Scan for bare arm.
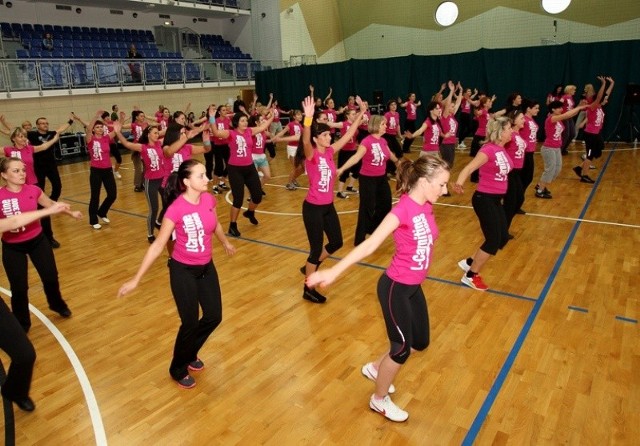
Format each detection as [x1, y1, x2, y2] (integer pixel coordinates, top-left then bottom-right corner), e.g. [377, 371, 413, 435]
[550, 104, 587, 123]
[306, 212, 400, 288]
[301, 96, 316, 160]
[452, 152, 489, 193]
[37, 193, 82, 220]
[336, 144, 367, 176]
[0, 202, 71, 232]
[333, 97, 367, 152]
[118, 218, 176, 297]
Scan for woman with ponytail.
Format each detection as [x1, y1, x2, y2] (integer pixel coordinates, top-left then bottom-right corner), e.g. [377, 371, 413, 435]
[307, 153, 450, 422]
[118, 160, 236, 389]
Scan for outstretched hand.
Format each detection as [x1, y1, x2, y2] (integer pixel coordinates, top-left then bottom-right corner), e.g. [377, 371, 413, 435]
[302, 96, 315, 117]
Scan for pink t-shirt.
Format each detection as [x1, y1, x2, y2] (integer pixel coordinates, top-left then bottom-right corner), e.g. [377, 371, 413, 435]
[324, 109, 337, 134]
[440, 115, 458, 145]
[386, 194, 439, 285]
[504, 133, 526, 169]
[165, 193, 217, 265]
[475, 109, 489, 137]
[131, 121, 146, 143]
[561, 94, 575, 113]
[543, 115, 564, 149]
[477, 142, 512, 194]
[286, 121, 302, 148]
[384, 111, 400, 135]
[213, 117, 230, 146]
[3, 146, 38, 185]
[421, 119, 441, 152]
[272, 108, 281, 122]
[87, 135, 113, 169]
[460, 98, 471, 114]
[585, 102, 605, 135]
[359, 135, 391, 177]
[342, 121, 358, 151]
[0, 184, 43, 243]
[304, 147, 336, 206]
[405, 101, 417, 120]
[228, 129, 254, 167]
[166, 144, 193, 177]
[157, 117, 169, 132]
[141, 142, 165, 180]
[520, 116, 539, 153]
[358, 111, 371, 131]
[252, 131, 266, 155]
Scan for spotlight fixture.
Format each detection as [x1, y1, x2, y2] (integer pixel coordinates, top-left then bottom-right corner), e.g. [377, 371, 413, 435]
[133, 12, 138, 18]
[230, 18, 235, 24]
[75, 7, 81, 14]
[261, 12, 266, 18]
[541, 0, 571, 14]
[434, 2, 458, 27]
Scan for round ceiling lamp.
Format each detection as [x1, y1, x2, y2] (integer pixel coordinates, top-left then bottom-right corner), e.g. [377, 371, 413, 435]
[435, 2, 459, 27]
[541, 0, 572, 14]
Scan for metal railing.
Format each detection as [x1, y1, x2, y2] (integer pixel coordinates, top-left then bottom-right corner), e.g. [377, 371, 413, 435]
[0, 58, 286, 94]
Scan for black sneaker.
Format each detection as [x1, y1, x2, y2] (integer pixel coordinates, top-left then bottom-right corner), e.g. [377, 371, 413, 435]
[219, 183, 230, 190]
[516, 209, 526, 215]
[243, 210, 258, 225]
[134, 186, 144, 192]
[336, 192, 348, 199]
[346, 186, 358, 194]
[228, 225, 241, 237]
[212, 186, 221, 194]
[49, 238, 61, 249]
[535, 189, 552, 199]
[303, 286, 327, 304]
[50, 306, 72, 318]
[147, 235, 156, 244]
[572, 166, 582, 178]
[580, 175, 595, 184]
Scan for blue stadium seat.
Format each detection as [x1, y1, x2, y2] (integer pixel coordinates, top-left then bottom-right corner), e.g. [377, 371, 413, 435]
[16, 49, 29, 59]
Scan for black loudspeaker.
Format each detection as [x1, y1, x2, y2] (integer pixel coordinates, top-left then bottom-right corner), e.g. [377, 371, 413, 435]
[373, 90, 383, 104]
[625, 84, 640, 105]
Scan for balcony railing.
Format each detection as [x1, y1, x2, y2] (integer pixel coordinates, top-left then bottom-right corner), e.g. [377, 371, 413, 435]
[0, 58, 284, 95]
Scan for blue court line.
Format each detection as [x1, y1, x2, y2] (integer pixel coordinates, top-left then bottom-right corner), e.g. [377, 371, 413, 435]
[568, 305, 589, 313]
[615, 315, 638, 324]
[462, 148, 616, 445]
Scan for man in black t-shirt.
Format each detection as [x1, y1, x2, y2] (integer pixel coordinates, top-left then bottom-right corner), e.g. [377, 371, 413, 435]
[28, 117, 69, 248]
[127, 44, 143, 82]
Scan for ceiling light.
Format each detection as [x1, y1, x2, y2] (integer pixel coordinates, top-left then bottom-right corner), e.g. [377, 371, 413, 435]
[541, 0, 571, 14]
[435, 2, 459, 27]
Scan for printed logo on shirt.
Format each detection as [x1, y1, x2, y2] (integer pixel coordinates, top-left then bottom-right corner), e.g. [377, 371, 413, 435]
[171, 153, 184, 172]
[146, 147, 161, 171]
[370, 142, 387, 166]
[1, 198, 24, 232]
[595, 108, 604, 127]
[494, 151, 511, 182]
[388, 116, 397, 129]
[430, 124, 440, 145]
[91, 140, 103, 160]
[255, 133, 264, 150]
[235, 134, 247, 157]
[410, 213, 433, 271]
[515, 135, 526, 159]
[552, 122, 563, 142]
[527, 120, 538, 142]
[316, 156, 333, 193]
[182, 212, 205, 253]
[9, 150, 21, 159]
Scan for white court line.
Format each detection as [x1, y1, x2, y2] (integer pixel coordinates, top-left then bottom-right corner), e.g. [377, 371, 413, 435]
[435, 202, 640, 229]
[0, 286, 107, 446]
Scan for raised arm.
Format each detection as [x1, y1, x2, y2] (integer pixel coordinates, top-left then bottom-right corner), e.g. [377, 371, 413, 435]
[550, 103, 587, 123]
[301, 96, 316, 160]
[602, 77, 615, 106]
[250, 109, 274, 136]
[333, 97, 367, 152]
[112, 121, 142, 151]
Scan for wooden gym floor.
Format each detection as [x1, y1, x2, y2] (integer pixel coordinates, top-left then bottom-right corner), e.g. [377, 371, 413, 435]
[0, 140, 638, 445]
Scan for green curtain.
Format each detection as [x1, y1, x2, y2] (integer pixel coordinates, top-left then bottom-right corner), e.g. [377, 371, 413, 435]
[257, 40, 640, 141]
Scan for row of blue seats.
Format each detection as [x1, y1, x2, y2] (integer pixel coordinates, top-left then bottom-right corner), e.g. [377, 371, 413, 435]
[1, 22, 153, 40]
[212, 51, 251, 60]
[22, 33, 153, 44]
[26, 40, 158, 51]
[16, 48, 180, 60]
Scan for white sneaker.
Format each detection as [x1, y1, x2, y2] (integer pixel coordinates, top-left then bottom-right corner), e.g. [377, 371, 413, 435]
[369, 394, 408, 422]
[458, 142, 467, 149]
[99, 216, 111, 224]
[92, 223, 102, 230]
[458, 258, 471, 273]
[361, 363, 395, 394]
[113, 170, 122, 179]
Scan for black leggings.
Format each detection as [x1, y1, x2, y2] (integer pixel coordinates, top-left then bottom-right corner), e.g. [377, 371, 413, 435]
[302, 200, 343, 265]
[89, 166, 117, 225]
[469, 135, 484, 183]
[383, 133, 403, 175]
[439, 143, 456, 168]
[519, 152, 535, 195]
[337, 150, 360, 183]
[0, 299, 36, 399]
[471, 191, 509, 255]
[503, 169, 524, 230]
[377, 273, 429, 365]
[2, 233, 68, 331]
[228, 164, 262, 209]
[355, 174, 391, 245]
[35, 164, 61, 240]
[144, 177, 163, 236]
[402, 119, 416, 152]
[213, 144, 230, 178]
[110, 143, 122, 164]
[457, 112, 472, 144]
[168, 259, 222, 380]
[561, 118, 576, 152]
